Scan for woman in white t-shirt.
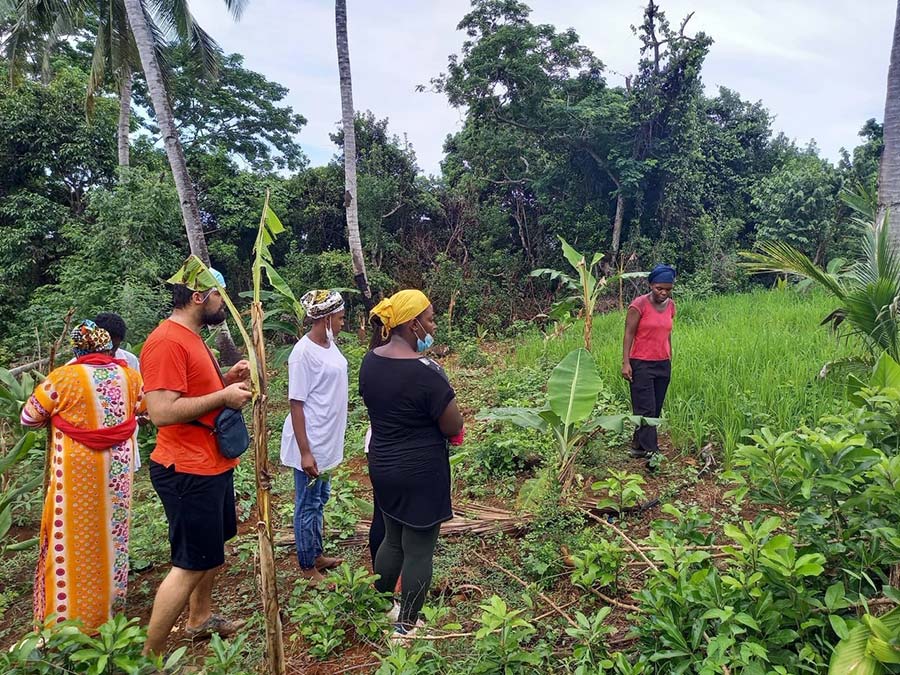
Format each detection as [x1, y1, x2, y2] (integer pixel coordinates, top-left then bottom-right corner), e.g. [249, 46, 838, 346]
[281, 290, 348, 582]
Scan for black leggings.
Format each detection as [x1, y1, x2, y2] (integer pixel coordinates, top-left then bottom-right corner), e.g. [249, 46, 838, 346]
[373, 514, 441, 628]
[629, 358, 671, 452]
[369, 494, 385, 566]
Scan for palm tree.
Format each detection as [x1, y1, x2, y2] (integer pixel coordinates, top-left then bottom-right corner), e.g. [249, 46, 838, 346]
[742, 188, 900, 363]
[4, 0, 221, 170]
[335, 0, 372, 309]
[879, 0, 900, 248]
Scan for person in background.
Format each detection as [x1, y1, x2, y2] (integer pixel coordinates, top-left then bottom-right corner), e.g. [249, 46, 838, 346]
[140, 267, 252, 655]
[360, 289, 464, 640]
[21, 320, 144, 633]
[621, 264, 676, 459]
[93, 312, 140, 372]
[280, 290, 348, 583]
[93, 312, 144, 470]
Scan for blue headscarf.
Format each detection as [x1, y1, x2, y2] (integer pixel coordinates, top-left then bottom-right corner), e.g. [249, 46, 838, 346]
[648, 264, 676, 285]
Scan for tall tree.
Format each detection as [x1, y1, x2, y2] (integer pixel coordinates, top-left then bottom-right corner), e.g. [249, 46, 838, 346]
[879, 0, 900, 245]
[3, 0, 220, 170]
[335, 0, 372, 307]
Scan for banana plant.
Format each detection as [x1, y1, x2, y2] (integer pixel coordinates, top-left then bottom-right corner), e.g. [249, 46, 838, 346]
[531, 237, 607, 351]
[1, 431, 40, 556]
[479, 348, 654, 498]
[829, 605, 900, 674]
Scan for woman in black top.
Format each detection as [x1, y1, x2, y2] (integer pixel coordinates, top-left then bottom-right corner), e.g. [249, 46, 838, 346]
[360, 289, 464, 638]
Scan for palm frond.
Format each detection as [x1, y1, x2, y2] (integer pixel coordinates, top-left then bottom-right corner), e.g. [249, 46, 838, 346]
[187, 20, 220, 80]
[739, 241, 847, 300]
[221, 0, 246, 20]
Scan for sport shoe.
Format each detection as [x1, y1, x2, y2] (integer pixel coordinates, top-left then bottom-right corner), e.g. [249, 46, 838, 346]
[385, 601, 400, 623]
[388, 619, 424, 643]
[185, 614, 246, 640]
[629, 447, 655, 459]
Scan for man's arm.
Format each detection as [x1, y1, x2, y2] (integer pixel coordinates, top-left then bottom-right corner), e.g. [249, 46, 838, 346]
[145, 382, 251, 427]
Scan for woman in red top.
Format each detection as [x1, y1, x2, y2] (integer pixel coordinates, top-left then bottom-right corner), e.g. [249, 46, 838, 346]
[621, 264, 676, 459]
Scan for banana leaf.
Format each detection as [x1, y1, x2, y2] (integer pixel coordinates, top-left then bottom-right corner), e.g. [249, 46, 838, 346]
[829, 606, 900, 674]
[548, 348, 602, 428]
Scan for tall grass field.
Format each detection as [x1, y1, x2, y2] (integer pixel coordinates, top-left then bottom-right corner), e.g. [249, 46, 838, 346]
[512, 289, 855, 456]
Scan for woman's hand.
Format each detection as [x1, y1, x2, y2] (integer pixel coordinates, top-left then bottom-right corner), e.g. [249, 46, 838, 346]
[301, 450, 320, 478]
[621, 362, 633, 382]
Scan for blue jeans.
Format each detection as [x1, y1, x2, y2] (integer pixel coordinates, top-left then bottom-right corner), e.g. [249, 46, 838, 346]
[293, 470, 331, 569]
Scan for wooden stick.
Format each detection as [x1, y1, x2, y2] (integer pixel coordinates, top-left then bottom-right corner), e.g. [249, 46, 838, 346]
[589, 587, 642, 613]
[580, 508, 659, 573]
[42, 308, 75, 494]
[473, 550, 579, 628]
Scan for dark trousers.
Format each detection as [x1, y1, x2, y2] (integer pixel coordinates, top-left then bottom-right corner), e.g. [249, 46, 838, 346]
[629, 358, 671, 453]
[373, 515, 441, 628]
[369, 493, 385, 566]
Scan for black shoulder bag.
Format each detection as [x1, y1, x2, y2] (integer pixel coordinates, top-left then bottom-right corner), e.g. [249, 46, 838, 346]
[192, 347, 251, 459]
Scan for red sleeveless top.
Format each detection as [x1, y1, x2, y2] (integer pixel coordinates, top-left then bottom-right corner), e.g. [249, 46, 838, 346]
[629, 294, 675, 361]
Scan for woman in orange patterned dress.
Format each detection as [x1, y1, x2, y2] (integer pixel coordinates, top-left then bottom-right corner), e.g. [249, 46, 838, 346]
[21, 319, 145, 633]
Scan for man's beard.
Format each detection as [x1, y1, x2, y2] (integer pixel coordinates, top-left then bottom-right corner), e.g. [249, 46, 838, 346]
[202, 306, 227, 326]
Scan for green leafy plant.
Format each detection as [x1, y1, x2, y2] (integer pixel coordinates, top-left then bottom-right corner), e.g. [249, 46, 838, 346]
[563, 607, 616, 674]
[0, 615, 186, 674]
[479, 348, 652, 496]
[288, 564, 391, 658]
[531, 236, 607, 351]
[829, 605, 900, 674]
[570, 541, 627, 593]
[471, 595, 547, 674]
[376, 642, 446, 675]
[592, 469, 646, 514]
[741, 203, 900, 363]
[1, 431, 40, 555]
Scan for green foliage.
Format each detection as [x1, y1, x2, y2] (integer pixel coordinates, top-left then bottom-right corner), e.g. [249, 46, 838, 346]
[480, 348, 650, 493]
[135, 47, 307, 172]
[569, 541, 626, 593]
[470, 595, 547, 674]
[563, 608, 617, 674]
[751, 149, 849, 262]
[376, 642, 446, 675]
[513, 289, 852, 455]
[0, 615, 186, 674]
[592, 469, 646, 513]
[532, 237, 607, 351]
[288, 564, 391, 659]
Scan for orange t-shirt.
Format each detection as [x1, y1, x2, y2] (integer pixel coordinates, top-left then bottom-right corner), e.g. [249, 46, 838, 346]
[140, 319, 238, 475]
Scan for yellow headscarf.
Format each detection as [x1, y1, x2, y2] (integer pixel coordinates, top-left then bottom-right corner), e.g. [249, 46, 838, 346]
[370, 289, 431, 340]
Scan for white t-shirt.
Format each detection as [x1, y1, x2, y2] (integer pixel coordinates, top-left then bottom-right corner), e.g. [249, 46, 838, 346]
[280, 335, 348, 473]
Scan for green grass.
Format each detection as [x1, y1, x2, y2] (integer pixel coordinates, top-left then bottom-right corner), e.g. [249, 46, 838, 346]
[512, 288, 856, 456]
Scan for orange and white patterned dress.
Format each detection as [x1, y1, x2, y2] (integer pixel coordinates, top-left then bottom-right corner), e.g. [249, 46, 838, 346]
[21, 362, 144, 632]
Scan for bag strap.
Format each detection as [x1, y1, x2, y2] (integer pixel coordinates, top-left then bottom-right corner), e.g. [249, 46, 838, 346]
[190, 341, 227, 432]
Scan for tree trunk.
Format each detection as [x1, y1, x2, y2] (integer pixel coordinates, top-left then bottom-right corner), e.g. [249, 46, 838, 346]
[611, 192, 625, 259]
[117, 67, 132, 169]
[335, 0, 373, 310]
[122, 0, 208, 262]
[878, 0, 900, 247]
[123, 0, 240, 363]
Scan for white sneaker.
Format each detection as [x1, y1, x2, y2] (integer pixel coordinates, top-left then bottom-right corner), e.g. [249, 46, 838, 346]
[388, 619, 424, 643]
[385, 601, 401, 623]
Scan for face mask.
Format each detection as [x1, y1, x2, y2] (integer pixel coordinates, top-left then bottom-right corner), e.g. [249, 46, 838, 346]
[414, 321, 434, 353]
[325, 317, 334, 344]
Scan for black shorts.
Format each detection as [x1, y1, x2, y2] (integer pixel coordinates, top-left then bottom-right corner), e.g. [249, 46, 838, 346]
[149, 460, 237, 571]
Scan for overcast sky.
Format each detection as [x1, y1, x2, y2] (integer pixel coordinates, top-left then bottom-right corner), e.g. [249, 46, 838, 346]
[190, 0, 895, 176]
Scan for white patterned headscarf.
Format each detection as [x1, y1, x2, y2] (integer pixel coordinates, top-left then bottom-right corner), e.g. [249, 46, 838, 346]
[300, 290, 344, 320]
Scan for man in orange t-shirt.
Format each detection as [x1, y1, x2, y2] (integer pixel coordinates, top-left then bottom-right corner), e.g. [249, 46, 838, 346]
[140, 268, 252, 656]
